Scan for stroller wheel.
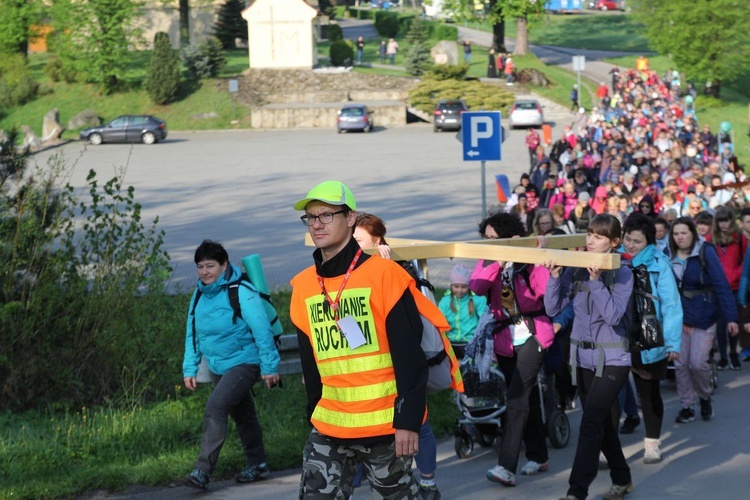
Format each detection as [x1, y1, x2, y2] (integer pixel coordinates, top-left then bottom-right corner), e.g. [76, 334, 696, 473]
[454, 433, 473, 459]
[547, 410, 570, 449]
[477, 432, 495, 448]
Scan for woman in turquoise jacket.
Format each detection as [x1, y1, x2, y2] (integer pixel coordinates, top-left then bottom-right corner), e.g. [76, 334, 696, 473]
[438, 263, 487, 357]
[182, 240, 280, 490]
[621, 214, 682, 465]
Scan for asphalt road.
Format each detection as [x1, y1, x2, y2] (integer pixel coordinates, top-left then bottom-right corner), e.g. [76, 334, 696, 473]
[89, 367, 750, 499]
[30, 124, 545, 293]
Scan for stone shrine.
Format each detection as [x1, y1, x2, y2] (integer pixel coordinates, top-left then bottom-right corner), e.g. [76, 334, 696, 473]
[242, 0, 318, 69]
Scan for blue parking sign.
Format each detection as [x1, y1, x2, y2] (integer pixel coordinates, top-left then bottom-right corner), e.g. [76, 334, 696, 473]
[461, 111, 502, 162]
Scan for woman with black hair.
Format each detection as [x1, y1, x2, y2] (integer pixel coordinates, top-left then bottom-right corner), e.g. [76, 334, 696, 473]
[471, 212, 554, 489]
[182, 240, 280, 490]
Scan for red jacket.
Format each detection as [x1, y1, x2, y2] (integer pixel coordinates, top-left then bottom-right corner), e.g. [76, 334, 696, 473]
[707, 232, 745, 291]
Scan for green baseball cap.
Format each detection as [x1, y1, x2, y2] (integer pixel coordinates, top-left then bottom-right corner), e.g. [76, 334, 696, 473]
[293, 181, 357, 211]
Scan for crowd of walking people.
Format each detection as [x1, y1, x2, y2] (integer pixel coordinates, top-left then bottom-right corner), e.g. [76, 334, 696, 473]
[180, 63, 747, 500]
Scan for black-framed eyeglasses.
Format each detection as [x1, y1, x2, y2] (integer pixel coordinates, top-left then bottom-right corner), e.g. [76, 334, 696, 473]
[639, 204, 651, 209]
[300, 209, 347, 226]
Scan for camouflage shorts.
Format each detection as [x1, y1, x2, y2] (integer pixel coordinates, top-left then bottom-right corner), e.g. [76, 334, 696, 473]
[298, 429, 419, 500]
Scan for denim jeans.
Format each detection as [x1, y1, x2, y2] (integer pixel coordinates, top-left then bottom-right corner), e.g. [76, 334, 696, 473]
[194, 363, 266, 474]
[415, 421, 437, 476]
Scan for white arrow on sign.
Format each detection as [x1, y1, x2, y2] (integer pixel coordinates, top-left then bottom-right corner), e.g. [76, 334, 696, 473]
[467, 150, 479, 157]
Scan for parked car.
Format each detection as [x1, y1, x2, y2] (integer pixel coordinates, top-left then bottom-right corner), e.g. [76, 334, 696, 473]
[508, 100, 544, 129]
[433, 99, 468, 132]
[596, 0, 623, 10]
[336, 104, 374, 133]
[79, 115, 167, 145]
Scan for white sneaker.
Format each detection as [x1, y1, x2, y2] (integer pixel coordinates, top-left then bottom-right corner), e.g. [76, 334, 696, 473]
[486, 465, 516, 486]
[643, 438, 662, 464]
[520, 460, 549, 475]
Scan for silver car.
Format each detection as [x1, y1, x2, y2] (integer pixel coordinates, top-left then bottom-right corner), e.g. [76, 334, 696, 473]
[337, 104, 374, 133]
[508, 100, 544, 129]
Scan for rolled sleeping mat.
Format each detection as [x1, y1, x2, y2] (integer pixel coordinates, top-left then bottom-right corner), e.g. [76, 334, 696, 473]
[242, 253, 283, 336]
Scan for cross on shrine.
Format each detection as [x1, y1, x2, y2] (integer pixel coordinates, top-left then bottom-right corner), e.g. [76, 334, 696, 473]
[257, 5, 305, 60]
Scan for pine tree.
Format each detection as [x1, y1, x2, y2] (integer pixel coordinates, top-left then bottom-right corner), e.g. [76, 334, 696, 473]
[144, 32, 181, 105]
[213, 0, 248, 50]
[404, 41, 432, 77]
[406, 17, 429, 45]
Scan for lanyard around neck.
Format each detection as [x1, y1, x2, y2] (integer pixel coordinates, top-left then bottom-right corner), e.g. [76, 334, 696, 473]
[317, 248, 362, 320]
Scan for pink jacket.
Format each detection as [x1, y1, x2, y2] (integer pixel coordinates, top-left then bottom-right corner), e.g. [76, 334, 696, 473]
[470, 261, 554, 358]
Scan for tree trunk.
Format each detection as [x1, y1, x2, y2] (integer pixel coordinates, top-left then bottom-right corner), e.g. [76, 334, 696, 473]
[492, 20, 506, 53]
[514, 17, 528, 56]
[179, 0, 190, 48]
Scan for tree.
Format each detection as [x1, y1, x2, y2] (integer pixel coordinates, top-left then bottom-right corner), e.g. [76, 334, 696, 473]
[51, 0, 144, 94]
[144, 32, 181, 105]
[213, 0, 248, 49]
[0, 0, 43, 56]
[631, 0, 750, 98]
[404, 42, 432, 76]
[443, 0, 507, 52]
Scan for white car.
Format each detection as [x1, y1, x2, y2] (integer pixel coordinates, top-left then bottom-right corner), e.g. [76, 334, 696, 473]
[508, 100, 544, 129]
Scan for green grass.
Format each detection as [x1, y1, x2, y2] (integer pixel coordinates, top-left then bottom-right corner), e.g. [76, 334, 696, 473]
[0, 287, 460, 499]
[467, 12, 650, 52]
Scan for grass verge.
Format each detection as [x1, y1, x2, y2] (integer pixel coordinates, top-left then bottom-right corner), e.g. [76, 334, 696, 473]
[0, 290, 460, 499]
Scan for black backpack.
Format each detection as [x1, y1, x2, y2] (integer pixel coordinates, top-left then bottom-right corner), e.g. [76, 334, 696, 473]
[190, 272, 281, 353]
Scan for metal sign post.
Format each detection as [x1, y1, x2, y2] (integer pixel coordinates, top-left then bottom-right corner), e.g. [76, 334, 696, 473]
[572, 56, 585, 109]
[460, 111, 503, 217]
[228, 79, 239, 124]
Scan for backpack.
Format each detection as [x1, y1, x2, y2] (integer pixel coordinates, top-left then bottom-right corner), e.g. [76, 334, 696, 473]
[408, 260, 462, 394]
[190, 272, 282, 353]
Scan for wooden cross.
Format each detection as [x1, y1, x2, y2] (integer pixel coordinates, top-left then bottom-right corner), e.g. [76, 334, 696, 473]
[305, 233, 621, 279]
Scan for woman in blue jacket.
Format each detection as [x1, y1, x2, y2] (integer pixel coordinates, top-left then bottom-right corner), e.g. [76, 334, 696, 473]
[667, 218, 738, 424]
[544, 214, 634, 500]
[182, 240, 280, 490]
[621, 214, 682, 464]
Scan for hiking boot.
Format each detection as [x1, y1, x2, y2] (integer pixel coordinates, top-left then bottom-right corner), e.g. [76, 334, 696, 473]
[741, 348, 750, 362]
[729, 353, 741, 370]
[675, 407, 696, 423]
[717, 358, 729, 371]
[486, 465, 516, 486]
[520, 460, 549, 476]
[418, 484, 442, 500]
[700, 397, 714, 421]
[643, 438, 662, 464]
[619, 415, 640, 434]
[599, 451, 609, 470]
[185, 469, 209, 489]
[236, 462, 270, 483]
[602, 483, 634, 500]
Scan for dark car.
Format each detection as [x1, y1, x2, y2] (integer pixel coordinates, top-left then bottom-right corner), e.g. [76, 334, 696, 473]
[79, 115, 167, 145]
[433, 100, 468, 132]
[337, 104, 374, 133]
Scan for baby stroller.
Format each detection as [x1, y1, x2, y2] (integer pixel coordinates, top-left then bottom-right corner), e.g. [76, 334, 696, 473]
[453, 313, 570, 458]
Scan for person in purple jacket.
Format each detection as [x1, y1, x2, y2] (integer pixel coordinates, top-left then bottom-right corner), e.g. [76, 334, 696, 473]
[543, 214, 634, 500]
[470, 212, 554, 488]
[667, 217, 738, 424]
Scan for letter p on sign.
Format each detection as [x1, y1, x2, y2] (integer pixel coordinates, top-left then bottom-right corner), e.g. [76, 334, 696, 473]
[470, 116, 493, 147]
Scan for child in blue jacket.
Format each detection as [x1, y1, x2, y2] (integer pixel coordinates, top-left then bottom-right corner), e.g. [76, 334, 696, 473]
[438, 264, 487, 357]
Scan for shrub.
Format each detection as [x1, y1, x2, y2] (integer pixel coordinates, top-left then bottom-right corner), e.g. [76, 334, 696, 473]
[43, 56, 77, 83]
[327, 23, 343, 42]
[213, 0, 248, 49]
[144, 32, 181, 105]
[0, 54, 38, 110]
[329, 39, 353, 67]
[374, 11, 399, 38]
[181, 36, 226, 80]
[404, 41, 432, 77]
[0, 157, 173, 411]
[428, 22, 459, 41]
[695, 95, 724, 110]
[409, 78, 516, 115]
[426, 62, 470, 81]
